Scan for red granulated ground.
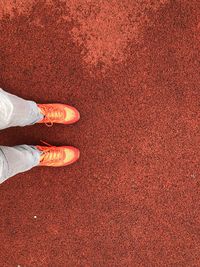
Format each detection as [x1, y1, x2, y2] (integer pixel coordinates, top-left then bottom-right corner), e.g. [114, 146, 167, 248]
[0, 0, 200, 266]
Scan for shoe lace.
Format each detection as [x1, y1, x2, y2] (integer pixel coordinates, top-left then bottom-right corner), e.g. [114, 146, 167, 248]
[41, 106, 64, 127]
[39, 140, 63, 164]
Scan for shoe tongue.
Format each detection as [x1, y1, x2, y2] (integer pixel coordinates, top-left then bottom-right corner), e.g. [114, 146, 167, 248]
[50, 109, 64, 120]
[42, 150, 58, 162]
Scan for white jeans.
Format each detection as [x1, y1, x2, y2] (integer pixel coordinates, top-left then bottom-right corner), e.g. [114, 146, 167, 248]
[0, 88, 44, 184]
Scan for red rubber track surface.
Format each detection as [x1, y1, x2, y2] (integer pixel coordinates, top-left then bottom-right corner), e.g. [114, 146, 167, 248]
[0, 0, 200, 266]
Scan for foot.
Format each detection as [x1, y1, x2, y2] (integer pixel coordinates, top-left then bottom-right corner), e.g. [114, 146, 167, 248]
[37, 103, 80, 125]
[37, 145, 80, 167]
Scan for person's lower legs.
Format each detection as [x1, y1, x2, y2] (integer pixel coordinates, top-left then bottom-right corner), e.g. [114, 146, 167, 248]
[0, 88, 43, 130]
[0, 145, 41, 184]
[0, 88, 80, 184]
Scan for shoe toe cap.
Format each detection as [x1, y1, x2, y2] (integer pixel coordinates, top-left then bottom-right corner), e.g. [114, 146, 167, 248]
[64, 106, 80, 123]
[64, 147, 80, 165]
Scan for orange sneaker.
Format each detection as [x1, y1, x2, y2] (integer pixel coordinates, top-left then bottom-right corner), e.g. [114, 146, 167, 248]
[36, 144, 80, 167]
[37, 103, 80, 126]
